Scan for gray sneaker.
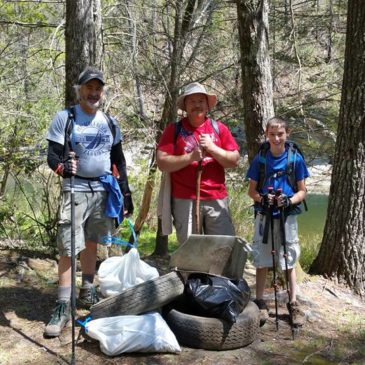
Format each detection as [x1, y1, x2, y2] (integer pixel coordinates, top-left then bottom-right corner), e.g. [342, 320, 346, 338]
[78, 285, 99, 309]
[44, 300, 70, 337]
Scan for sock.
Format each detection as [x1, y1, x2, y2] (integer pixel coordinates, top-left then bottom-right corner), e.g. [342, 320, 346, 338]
[82, 273, 94, 288]
[58, 286, 71, 302]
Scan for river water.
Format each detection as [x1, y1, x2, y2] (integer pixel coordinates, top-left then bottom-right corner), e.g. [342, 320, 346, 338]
[297, 193, 328, 241]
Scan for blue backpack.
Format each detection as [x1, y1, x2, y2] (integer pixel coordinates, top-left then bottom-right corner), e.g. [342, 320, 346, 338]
[257, 140, 308, 211]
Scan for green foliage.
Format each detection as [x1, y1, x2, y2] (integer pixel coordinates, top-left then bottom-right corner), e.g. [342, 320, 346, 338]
[299, 233, 322, 272]
[226, 170, 254, 242]
[0, 169, 60, 252]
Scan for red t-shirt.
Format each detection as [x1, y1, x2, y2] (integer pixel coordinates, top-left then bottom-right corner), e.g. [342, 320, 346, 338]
[157, 117, 239, 199]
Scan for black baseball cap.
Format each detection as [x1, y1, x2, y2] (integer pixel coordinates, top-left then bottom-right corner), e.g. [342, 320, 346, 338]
[78, 67, 105, 85]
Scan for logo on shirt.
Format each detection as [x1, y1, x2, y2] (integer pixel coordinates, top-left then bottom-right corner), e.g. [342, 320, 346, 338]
[72, 123, 111, 156]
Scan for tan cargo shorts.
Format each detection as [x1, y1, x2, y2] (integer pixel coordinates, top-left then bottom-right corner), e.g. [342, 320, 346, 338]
[57, 191, 114, 256]
[172, 197, 235, 245]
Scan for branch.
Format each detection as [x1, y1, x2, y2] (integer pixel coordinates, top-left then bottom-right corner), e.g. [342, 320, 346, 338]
[0, 20, 60, 28]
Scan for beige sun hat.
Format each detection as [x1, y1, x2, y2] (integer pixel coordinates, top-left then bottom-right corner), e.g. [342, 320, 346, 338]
[176, 82, 217, 111]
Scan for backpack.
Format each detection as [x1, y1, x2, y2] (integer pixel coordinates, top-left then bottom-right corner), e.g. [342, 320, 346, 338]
[174, 118, 220, 148]
[257, 140, 308, 211]
[63, 106, 116, 159]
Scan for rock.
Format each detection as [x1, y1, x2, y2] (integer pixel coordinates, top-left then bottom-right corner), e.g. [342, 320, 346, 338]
[27, 258, 57, 273]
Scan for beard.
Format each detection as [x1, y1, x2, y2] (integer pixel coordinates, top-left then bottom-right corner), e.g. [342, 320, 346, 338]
[80, 95, 103, 111]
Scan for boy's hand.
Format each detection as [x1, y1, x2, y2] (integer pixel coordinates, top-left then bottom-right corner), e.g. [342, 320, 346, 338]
[260, 193, 275, 208]
[277, 194, 292, 208]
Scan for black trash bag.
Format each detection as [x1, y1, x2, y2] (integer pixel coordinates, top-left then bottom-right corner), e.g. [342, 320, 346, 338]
[185, 273, 251, 323]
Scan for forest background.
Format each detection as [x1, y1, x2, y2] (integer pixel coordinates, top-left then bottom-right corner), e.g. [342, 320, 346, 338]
[1, 1, 365, 364]
[0, 0, 361, 285]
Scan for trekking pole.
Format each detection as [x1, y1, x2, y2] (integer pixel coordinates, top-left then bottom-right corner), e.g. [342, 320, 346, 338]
[194, 160, 203, 234]
[276, 188, 295, 339]
[70, 152, 76, 364]
[268, 187, 279, 331]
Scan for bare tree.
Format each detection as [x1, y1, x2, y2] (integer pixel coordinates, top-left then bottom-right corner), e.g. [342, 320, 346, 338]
[310, 0, 365, 295]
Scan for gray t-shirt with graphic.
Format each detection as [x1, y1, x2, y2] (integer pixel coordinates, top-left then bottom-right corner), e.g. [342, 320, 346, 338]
[47, 104, 121, 192]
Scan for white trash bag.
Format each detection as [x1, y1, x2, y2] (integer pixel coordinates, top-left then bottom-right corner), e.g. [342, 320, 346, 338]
[86, 312, 181, 356]
[98, 248, 159, 297]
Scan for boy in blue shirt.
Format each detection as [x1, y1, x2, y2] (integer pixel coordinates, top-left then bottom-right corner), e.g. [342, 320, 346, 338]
[246, 117, 309, 327]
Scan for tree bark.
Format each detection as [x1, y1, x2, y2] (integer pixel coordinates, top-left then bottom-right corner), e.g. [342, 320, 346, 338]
[236, 0, 274, 163]
[65, 0, 102, 107]
[310, 0, 365, 295]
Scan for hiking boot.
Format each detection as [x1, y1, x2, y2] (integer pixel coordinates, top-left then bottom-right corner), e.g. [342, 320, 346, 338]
[44, 300, 70, 337]
[287, 301, 305, 327]
[78, 285, 99, 309]
[253, 298, 269, 326]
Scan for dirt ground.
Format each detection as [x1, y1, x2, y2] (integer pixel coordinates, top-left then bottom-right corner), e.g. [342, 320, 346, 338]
[0, 249, 365, 365]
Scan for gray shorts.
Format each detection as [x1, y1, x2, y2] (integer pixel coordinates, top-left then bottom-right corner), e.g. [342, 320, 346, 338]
[172, 197, 235, 245]
[57, 191, 114, 256]
[251, 214, 300, 270]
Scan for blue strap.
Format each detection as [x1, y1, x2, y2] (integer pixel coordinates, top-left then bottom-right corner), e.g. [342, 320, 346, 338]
[77, 316, 92, 332]
[101, 218, 138, 248]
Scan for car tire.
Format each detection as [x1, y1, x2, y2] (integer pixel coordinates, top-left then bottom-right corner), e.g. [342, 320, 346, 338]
[90, 271, 185, 319]
[164, 301, 260, 350]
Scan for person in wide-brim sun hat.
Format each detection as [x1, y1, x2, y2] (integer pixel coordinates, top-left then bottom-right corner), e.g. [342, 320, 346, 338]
[176, 82, 217, 112]
[156, 79, 239, 245]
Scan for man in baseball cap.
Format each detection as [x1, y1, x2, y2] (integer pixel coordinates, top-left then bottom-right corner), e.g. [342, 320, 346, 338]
[78, 66, 105, 85]
[44, 66, 133, 337]
[157, 81, 239, 244]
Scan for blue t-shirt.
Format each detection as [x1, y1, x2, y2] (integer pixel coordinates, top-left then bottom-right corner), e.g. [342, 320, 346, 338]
[47, 104, 121, 192]
[246, 148, 309, 214]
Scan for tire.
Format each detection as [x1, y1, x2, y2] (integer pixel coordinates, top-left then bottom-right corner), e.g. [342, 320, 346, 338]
[164, 301, 260, 350]
[90, 271, 185, 319]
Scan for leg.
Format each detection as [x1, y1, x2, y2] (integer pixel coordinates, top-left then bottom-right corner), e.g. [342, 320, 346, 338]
[172, 198, 194, 245]
[44, 255, 72, 337]
[255, 267, 268, 300]
[80, 240, 97, 276]
[287, 268, 297, 303]
[201, 198, 235, 236]
[78, 192, 114, 308]
[58, 256, 72, 286]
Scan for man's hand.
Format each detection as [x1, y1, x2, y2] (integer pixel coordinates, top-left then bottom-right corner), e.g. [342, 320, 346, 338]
[190, 146, 204, 162]
[123, 194, 134, 217]
[55, 152, 78, 178]
[199, 134, 216, 153]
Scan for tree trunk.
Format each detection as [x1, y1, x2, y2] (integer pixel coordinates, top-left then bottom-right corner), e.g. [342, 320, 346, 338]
[310, 0, 365, 295]
[124, 0, 146, 120]
[236, 0, 274, 163]
[65, 0, 102, 107]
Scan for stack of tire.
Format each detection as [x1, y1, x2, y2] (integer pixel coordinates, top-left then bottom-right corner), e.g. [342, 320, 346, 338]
[90, 270, 260, 350]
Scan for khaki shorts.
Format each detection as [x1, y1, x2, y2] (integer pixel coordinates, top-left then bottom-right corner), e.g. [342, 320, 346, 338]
[172, 197, 235, 245]
[57, 192, 114, 256]
[251, 214, 300, 270]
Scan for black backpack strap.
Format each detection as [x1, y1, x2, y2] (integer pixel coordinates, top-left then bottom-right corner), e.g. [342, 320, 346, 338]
[63, 106, 76, 159]
[285, 141, 308, 212]
[174, 120, 183, 151]
[102, 111, 117, 141]
[286, 142, 297, 192]
[257, 141, 270, 192]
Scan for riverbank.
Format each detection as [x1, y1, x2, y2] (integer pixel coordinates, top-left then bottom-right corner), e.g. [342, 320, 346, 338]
[306, 161, 332, 195]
